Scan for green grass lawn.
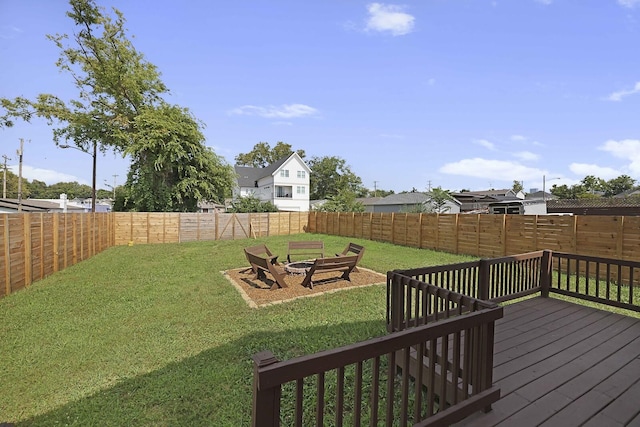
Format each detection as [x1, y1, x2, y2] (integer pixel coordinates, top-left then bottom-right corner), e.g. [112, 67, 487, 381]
[0, 233, 476, 426]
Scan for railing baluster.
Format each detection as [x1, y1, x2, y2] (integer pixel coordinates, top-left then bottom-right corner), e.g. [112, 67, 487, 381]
[400, 348, 410, 427]
[370, 357, 380, 427]
[617, 264, 623, 302]
[414, 341, 424, 423]
[452, 330, 461, 405]
[316, 372, 325, 426]
[386, 351, 396, 427]
[440, 332, 450, 411]
[296, 379, 304, 427]
[336, 367, 344, 427]
[354, 361, 363, 427]
[629, 267, 634, 306]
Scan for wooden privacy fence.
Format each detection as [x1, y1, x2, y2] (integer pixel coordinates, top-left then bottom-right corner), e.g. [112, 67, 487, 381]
[1, 213, 115, 298]
[112, 211, 307, 244]
[307, 212, 640, 261]
[1, 211, 308, 298]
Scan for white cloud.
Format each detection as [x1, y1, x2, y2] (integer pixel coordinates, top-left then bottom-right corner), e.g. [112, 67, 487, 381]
[473, 139, 496, 150]
[618, 0, 640, 8]
[229, 103, 319, 119]
[8, 165, 87, 186]
[427, 78, 436, 86]
[599, 139, 640, 175]
[510, 135, 526, 141]
[514, 151, 540, 161]
[439, 158, 542, 182]
[569, 163, 622, 180]
[0, 25, 23, 40]
[535, 0, 553, 4]
[365, 3, 415, 36]
[607, 82, 640, 101]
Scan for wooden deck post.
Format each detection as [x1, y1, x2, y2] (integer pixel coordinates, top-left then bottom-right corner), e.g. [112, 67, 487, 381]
[252, 351, 281, 427]
[478, 259, 490, 301]
[540, 250, 553, 298]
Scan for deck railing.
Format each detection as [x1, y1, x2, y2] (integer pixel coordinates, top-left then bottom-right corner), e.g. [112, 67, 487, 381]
[390, 249, 640, 313]
[252, 249, 640, 426]
[547, 251, 640, 313]
[390, 250, 548, 310]
[252, 279, 503, 427]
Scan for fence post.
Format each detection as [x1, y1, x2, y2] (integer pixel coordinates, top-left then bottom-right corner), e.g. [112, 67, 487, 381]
[252, 351, 281, 427]
[478, 258, 490, 301]
[540, 250, 553, 298]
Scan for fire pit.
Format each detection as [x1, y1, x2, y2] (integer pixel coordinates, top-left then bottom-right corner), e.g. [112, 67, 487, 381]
[284, 261, 314, 275]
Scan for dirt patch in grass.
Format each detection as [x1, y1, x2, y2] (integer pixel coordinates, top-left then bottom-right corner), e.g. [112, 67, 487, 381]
[222, 266, 387, 308]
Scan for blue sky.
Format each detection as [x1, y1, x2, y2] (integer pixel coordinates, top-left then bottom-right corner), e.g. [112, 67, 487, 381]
[2, 0, 640, 194]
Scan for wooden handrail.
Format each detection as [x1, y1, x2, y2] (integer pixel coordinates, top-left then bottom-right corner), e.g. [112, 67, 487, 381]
[252, 305, 503, 426]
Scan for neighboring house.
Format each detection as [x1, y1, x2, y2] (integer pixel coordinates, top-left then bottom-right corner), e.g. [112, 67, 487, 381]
[488, 199, 548, 215]
[613, 187, 640, 198]
[0, 196, 86, 213]
[525, 190, 557, 201]
[546, 198, 640, 216]
[370, 192, 461, 214]
[451, 189, 524, 213]
[197, 201, 225, 213]
[234, 153, 311, 212]
[355, 197, 383, 213]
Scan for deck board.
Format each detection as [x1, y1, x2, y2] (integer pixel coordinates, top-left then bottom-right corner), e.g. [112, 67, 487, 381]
[454, 296, 640, 427]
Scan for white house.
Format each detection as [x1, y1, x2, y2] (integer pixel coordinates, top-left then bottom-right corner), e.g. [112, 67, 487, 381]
[233, 153, 311, 212]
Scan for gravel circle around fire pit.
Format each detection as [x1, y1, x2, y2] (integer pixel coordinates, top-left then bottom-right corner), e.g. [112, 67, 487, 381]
[222, 266, 387, 308]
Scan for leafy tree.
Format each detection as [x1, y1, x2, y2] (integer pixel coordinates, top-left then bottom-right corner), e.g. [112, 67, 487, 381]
[228, 195, 278, 213]
[117, 104, 235, 212]
[401, 203, 430, 213]
[604, 175, 636, 197]
[550, 184, 583, 199]
[235, 142, 306, 167]
[429, 187, 455, 213]
[308, 156, 366, 200]
[2, 0, 233, 212]
[512, 180, 523, 193]
[2, 170, 30, 199]
[313, 189, 364, 212]
[28, 180, 48, 198]
[96, 188, 112, 199]
[580, 175, 606, 195]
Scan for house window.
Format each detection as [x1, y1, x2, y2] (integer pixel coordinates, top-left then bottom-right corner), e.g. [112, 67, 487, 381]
[297, 186, 305, 194]
[280, 170, 289, 178]
[276, 186, 292, 198]
[297, 170, 306, 179]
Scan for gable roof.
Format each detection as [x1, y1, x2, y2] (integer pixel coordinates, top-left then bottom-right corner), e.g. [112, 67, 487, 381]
[234, 153, 308, 187]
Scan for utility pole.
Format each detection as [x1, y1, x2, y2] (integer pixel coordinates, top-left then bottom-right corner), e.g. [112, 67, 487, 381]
[427, 180, 432, 192]
[2, 154, 10, 199]
[112, 174, 118, 199]
[17, 139, 26, 212]
[373, 180, 378, 197]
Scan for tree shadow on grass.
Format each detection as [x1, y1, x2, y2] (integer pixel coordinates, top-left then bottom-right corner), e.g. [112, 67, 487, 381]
[17, 320, 386, 427]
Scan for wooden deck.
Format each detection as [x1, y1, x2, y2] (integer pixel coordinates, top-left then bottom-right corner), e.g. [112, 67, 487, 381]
[455, 296, 640, 427]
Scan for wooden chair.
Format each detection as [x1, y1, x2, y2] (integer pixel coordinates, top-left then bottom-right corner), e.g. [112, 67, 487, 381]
[243, 248, 288, 290]
[244, 244, 279, 271]
[336, 242, 365, 272]
[287, 241, 325, 263]
[301, 255, 359, 289]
